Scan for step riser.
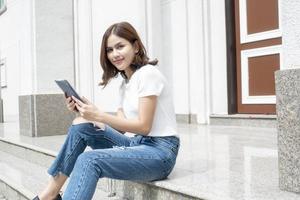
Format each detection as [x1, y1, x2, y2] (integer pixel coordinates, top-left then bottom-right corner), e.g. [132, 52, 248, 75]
[210, 117, 277, 128]
[97, 179, 201, 200]
[0, 179, 197, 200]
[0, 181, 28, 200]
[0, 178, 31, 200]
[0, 140, 54, 168]
[0, 139, 200, 200]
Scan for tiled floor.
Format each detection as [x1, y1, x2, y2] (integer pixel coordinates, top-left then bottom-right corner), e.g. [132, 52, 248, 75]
[0, 120, 300, 199]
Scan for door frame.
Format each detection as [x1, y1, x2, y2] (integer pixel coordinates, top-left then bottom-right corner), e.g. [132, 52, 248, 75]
[225, 0, 238, 114]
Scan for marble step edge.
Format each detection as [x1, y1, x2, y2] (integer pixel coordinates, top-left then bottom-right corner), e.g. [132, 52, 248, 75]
[0, 138, 201, 200]
[0, 137, 56, 168]
[0, 174, 33, 200]
[98, 179, 201, 200]
[210, 114, 277, 119]
[0, 137, 57, 157]
[0, 149, 120, 200]
[210, 114, 277, 128]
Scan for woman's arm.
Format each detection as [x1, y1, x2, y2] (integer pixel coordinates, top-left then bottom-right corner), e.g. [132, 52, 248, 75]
[73, 96, 157, 135]
[116, 108, 126, 119]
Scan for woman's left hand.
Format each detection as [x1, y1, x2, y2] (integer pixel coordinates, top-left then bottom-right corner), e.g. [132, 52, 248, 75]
[72, 96, 103, 122]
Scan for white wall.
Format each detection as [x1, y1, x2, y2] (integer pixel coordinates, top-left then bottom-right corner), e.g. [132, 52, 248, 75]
[145, 0, 163, 68]
[186, 0, 209, 123]
[161, 0, 190, 115]
[0, 0, 76, 121]
[35, 0, 74, 93]
[73, 0, 94, 101]
[281, 0, 300, 69]
[208, 0, 228, 115]
[0, 0, 228, 123]
[0, 0, 33, 120]
[75, 0, 193, 114]
[75, 0, 228, 123]
[92, 0, 148, 112]
[75, 0, 148, 111]
[157, 0, 228, 122]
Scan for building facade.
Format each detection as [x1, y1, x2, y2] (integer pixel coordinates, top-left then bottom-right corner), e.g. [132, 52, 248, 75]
[0, 0, 290, 129]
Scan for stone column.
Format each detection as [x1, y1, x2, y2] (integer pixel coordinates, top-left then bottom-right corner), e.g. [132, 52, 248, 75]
[275, 0, 300, 193]
[276, 69, 300, 192]
[19, 0, 76, 137]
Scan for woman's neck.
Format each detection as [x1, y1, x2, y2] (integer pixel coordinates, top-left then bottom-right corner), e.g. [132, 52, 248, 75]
[124, 67, 135, 80]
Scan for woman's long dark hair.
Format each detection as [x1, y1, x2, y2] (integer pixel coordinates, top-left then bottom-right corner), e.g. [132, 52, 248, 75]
[99, 22, 158, 87]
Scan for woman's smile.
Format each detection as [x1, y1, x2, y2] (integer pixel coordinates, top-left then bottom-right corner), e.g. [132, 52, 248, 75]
[113, 58, 124, 66]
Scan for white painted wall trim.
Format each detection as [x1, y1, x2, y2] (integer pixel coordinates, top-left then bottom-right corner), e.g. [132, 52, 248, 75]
[145, 0, 162, 64]
[187, 0, 211, 124]
[239, 0, 282, 44]
[73, 0, 94, 101]
[241, 45, 282, 104]
[202, 0, 228, 121]
[30, 0, 37, 94]
[195, 0, 211, 124]
[184, 0, 192, 122]
[73, 0, 79, 90]
[30, 0, 38, 131]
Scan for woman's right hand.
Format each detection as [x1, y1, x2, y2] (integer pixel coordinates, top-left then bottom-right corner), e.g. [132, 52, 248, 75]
[65, 96, 77, 112]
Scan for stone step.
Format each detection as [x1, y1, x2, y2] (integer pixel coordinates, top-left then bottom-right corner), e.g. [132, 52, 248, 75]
[210, 114, 277, 128]
[0, 137, 200, 200]
[0, 150, 120, 200]
[0, 174, 30, 200]
[0, 194, 7, 200]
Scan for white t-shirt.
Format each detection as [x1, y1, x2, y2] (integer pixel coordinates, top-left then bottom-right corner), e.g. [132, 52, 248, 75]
[118, 65, 178, 137]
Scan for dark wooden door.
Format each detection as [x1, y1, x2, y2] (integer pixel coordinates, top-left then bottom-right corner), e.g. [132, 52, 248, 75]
[234, 0, 281, 114]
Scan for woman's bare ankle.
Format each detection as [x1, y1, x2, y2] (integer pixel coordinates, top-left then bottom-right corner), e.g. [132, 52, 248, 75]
[39, 174, 66, 200]
[38, 191, 59, 200]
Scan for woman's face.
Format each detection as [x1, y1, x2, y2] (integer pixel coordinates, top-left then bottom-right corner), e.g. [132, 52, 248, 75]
[106, 34, 137, 72]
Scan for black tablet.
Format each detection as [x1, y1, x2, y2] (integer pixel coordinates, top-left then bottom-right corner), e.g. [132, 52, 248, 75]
[55, 80, 82, 102]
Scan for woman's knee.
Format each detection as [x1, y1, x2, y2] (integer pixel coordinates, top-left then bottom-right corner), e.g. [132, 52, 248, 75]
[76, 152, 101, 171]
[77, 151, 93, 164]
[72, 116, 91, 125]
[68, 119, 93, 136]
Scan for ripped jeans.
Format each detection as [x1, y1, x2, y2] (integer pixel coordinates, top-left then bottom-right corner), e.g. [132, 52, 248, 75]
[47, 123, 180, 200]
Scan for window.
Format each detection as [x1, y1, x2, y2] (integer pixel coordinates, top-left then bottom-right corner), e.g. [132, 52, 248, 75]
[0, 0, 7, 16]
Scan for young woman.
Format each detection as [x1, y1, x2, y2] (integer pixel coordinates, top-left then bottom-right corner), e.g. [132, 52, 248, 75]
[33, 21, 179, 200]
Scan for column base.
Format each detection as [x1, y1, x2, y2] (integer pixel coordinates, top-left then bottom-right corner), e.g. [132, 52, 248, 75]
[19, 94, 76, 137]
[276, 69, 300, 192]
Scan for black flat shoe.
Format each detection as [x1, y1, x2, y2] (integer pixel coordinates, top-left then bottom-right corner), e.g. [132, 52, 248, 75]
[32, 194, 61, 200]
[55, 193, 62, 200]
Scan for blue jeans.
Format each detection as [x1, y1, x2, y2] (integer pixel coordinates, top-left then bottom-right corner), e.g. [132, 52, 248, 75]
[47, 123, 180, 200]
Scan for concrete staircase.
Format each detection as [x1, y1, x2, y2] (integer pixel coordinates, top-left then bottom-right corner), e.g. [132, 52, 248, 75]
[2, 122, 299, 200]
[0, 136, 199, 200]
